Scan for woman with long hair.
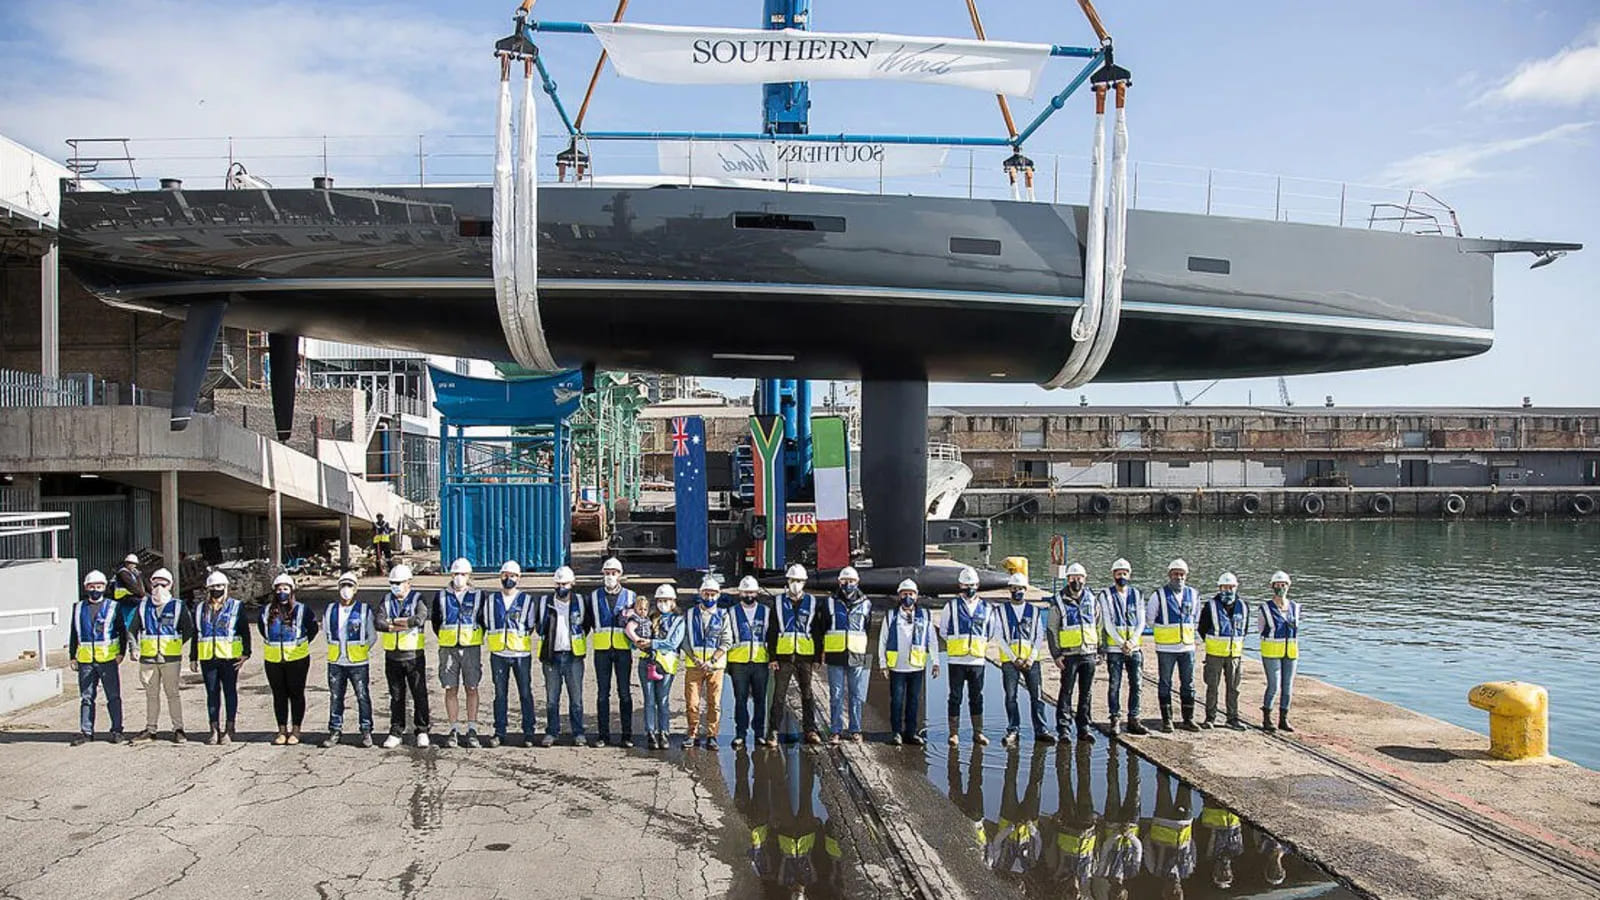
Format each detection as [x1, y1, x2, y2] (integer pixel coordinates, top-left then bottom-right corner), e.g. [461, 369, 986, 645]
[635, 584, 685, 750]
[259, 573, 319, 745]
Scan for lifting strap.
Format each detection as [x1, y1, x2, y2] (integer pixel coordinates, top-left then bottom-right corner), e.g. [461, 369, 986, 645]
[492, 53, 559, 372]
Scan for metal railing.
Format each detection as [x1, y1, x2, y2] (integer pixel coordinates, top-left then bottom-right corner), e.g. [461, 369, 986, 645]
[0, 368, 89, 408]
[928, 442, 964, 462]
[0, 511, 69, 560]
[61, 134, 1463, 235]
[0, 608, 59, 672]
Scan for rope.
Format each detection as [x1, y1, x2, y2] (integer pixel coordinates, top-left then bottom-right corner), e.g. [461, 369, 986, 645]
[963, 0, 1019, 140]
[1042, 83, 1108, 389]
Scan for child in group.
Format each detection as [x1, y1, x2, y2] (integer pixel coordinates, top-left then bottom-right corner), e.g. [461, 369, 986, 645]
[633, 585, 685, 750]
[624, 592, 656, 676]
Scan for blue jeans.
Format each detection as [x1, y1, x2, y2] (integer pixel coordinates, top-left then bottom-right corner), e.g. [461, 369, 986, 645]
[1105, 651, 1143, 720]
[1262, 656, 1298, 711]
[728, 662, 769, 741]
[827, 664, 869, 735]
[1001, 662, 1048, 736]
[77, 661, 123, 735]
[1054, 655, 1097, 732]
[888, 671, 925, 738]
[543, 652, 586, 738]
[327, 663, 372, 733]
[491, 654, 536, 739]
[593, 648, 634, 740]
[200, 659, 240, 727]
[1156, 650, 1196, 708]
[639, 660, 676, 735]
[947, 664, 985, 717]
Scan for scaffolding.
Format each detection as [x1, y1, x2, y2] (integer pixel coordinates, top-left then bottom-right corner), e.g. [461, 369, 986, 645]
[496, 366, 646, 514]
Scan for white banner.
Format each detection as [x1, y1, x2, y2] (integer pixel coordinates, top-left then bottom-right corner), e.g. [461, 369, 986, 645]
[658, 140, 948, 180]
[591, 22, 1052, 97]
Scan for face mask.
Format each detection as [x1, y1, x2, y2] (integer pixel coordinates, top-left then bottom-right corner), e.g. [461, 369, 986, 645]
[274, 589, 292, 602]
[787, 581, 804, 596]
[1010, 590, 1025, 602]
[451, 574, 468, 590]
[1067, 579, 1084, 594]
[741, 594, 758, 605]
[1273, 585, 1288, 598]
[700, 594, 718, 608]
[338, 586, 355, 601]
[840, 582, 858, 595]
[1220, 589, 1235, 600]
[502, 577, 518, 590]
[390, 583, 407, 597]
[153, 586, 171, 601]
[555, 586, 570, 597]
[657, 601, 672, 613]
[899, 594, 916, 607]
[961, 587, 977, 599]
[603, 573, 620, 590]
[87, 589, 104, 601]
[1114, 576, 1129, 587]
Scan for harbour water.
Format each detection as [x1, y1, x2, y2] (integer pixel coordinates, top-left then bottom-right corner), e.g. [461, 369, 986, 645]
[952, 519, 1599, 769]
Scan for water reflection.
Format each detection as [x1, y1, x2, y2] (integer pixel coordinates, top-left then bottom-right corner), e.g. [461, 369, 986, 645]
[728, 743, 844, 898]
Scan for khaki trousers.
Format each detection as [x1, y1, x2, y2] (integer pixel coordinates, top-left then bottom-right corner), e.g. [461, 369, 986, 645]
[683, 665, 726, 739]
[140, 661, 184, 730]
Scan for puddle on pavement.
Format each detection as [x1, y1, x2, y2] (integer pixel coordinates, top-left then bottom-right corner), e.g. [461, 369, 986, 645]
[876, 658, 1362, 899]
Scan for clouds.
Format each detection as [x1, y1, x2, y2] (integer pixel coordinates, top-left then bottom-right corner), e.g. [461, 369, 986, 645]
[1380, 121, 1592, 187]
[1483, 28, 1600, 106]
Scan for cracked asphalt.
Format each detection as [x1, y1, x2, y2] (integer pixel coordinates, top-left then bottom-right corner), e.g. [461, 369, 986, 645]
[0, 646, 759, 900]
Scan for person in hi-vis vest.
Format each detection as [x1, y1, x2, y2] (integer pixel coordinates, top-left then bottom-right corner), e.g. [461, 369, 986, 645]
[726, 575, 773, 751]
[535, 565, 590, 747]
[589, 556, 638, 748]
[69, 570, 126, 746]
[683, 577, 734, 750]
[378, 564, 430, 748]
[938, 565, 997, 747]
[191, 570, 252, 745]
[1197, 572, 1249, 730]
[486, 560, 538, 748]
[433, 557, 486, 748]
[878, 579, 939, 745]
[1146, 559, 1202, 733]
[129, 566, 193, 743]
[1047, 563, 1099, 743]
[822, 566, 872, 744]
[261, 573, 320, 746]
[323, 571, 377, 748]
[996, 573, 1054, 747]
[1258, 570, 1301, 734]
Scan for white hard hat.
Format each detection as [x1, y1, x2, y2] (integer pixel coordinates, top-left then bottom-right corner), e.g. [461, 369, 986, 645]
[553, 565, 575, 585]
[602, 557, 623, 573]
[738, 575, 761, 592]
[1111, 558, 1132, 573]
[958, 566, 980, 587]
[123, 553, 141, 565]
[838, 566, 859, 582]
[1270, 570, 1292, 585]
[337, 571, 359, 586]
[654, 583, 677, 600]
[449, 557, 473, 575]
[699, 577, 721, 593]
[205, 571, 229, 589]
[500, 560, 522, 576]
[1167, 559, 1189, 574]
[1007, 572, 1028, 588]
[272, 573, 295, 590]
[1065, 563, 1087, 578]
[83, 570, 107, 587]
[785, 564, 807, 581]
[1217, 572, 1239, 588]
[897, 579, 918, 593]
[388, 564, 414, 582]
[149, 568, 173, 585]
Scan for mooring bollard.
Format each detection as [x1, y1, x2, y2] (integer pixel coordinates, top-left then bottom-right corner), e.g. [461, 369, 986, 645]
[1467, 681, 1548, 761]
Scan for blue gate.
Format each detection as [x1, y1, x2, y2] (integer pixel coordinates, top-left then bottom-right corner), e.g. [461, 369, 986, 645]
[431, 367, 584, 572]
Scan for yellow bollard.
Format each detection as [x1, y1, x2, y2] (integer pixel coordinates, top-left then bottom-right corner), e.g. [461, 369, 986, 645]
[1002, 557, 1029, 581]
[1467, 681, 1549, 761]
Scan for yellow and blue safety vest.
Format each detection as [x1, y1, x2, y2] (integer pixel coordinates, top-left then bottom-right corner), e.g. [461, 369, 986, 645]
[775, 595, 817, 657]
[194, 598, 244, 661]
[73, 599, 121, 664]
[261, 602, 312, 663]
[944, 599, 990, 661]
[136, 597, 185, 660]
[884, 608, 932, 669]
[1054, 588, 1099, 653]
[1152, 586, 1198, 651]
[1100, 586, 1143, 650]
[382, 591, 425, 652]
[1204, 596, 1247, 658]
[1260, 600, 1300, 660]
[326, 601, 372, 664]
[823, 595, 870, 655]
[998, 602, 1041, 663]
[686, 607, 727, 668]
[486, 592, 533, 655]
[589, 587, 637, 652]
[728, 602, 771, 664]
[436, 589, 484, 648]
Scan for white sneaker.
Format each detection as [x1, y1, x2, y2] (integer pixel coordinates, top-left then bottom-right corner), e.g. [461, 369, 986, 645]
[415, 732, 430, 748]
[381, 734, 403, 749]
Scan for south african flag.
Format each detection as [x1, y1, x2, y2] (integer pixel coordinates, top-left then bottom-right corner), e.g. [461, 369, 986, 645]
[749, 415, 787, 570]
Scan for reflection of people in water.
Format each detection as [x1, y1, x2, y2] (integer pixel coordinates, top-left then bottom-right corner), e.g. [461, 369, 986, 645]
[743, 750, 776, 882]
[1199, 801, 1245, 889]
[1044, 741, 1101, 898]
[1094, 743, 1143, 900]
[1255, 829, 1288, 887]
[987, 743, 1046, 876]
[948, 744, 988, 852]
[748, 746, 842, 896]
[1145, 771, 1197, 899]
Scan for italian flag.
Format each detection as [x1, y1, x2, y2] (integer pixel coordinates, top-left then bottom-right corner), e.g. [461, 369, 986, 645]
[811, 416, 850, 569]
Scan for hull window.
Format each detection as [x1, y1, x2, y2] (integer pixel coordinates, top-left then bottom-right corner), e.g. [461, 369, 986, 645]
[1187, 255, 1231, 275]
[949, 237, 1002, 256]
[732, 213, 845, 233]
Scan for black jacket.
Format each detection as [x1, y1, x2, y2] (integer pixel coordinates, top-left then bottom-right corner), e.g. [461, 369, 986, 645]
[767, 592, 828, 663]
[535, 591, 590, 663]
[1197, 593, 1247, 639]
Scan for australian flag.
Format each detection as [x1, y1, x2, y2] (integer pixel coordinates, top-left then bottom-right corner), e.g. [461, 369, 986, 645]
[673, 415, 709, 570]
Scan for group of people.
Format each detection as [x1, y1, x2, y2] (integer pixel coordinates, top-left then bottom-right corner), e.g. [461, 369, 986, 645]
[67, 554, 1300, 751]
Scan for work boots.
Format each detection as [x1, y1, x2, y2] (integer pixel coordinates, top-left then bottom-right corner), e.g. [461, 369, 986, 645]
[1179, 703, 1201, 732]
[1261, 707, 1277, 733]
[1159, 702, 1174, 734]
[1278, 709, 1295, 733]
[948, 718, 961, 747]
[1126, 717, 1150, 736]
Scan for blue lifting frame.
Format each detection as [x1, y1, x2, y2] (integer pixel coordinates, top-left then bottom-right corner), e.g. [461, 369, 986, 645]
[514, 18, 1105, 152]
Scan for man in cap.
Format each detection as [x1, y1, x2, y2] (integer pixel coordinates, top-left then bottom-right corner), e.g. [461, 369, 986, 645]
[1047, 563, 1099, 743]
[1198, 572, 1248, 730]
[433, 557, 485, 747]
[486, 560, 538, 747]
[683, 577, 734, 749]
[535, 565, 590, 746]
[324, 570, 376, 747]
[726, 575, 773, 750]
[938, 565, 994, 746]
[378, 563, 431, 748]
[129, 567, 193, 742]
[1147, 559, 1201, 733]
[589, 557, 638, 747]
[822, 565, 872, 744]
[70, 570, 126, 745]
[1098, 558, 1148, 736]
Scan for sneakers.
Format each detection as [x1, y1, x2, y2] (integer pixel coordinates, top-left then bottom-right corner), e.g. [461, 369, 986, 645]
[590, 735, 607, 748]
[1126, 718, 1149, 736]
[620, 736, 634, 749]
[382, 734, 404, 749]
[706, 737, 719, 751]
[829, 733, 841, 746]
[359, 732, 374, 748]
[1002, 731, 1020, 748]
[851, 732, 864, 744]
[1036, 732, 1059, 744]
[206, 728, 221, 746]
[464, 731, 482, 749]
[731, 737, 747, 751]
[321, 731, 342, 749]
[974, 732, 990, 746]
[539, 734, 556, 748]
[890, 734, 904, 746]
[415, 732, 430, 748]
[1227, 718, 1247, 731]
[273, 732, 290, 746]
[908, 734, 926, 747]
[108, 731, 125, 744]
[1077, 727, 1095, 744]
[1179, 719, 1202, 733]
[71, 733, 90, 747]
[1200, 718, 1216, 730]
[172, 729, 187, 744]
[134, 729, 156, 743]
[486, 735, 504, 748]
[1107, 720, 1121, 737]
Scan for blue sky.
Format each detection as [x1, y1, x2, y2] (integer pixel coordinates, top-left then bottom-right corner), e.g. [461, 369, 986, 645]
[1, 0, 1595, 407]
